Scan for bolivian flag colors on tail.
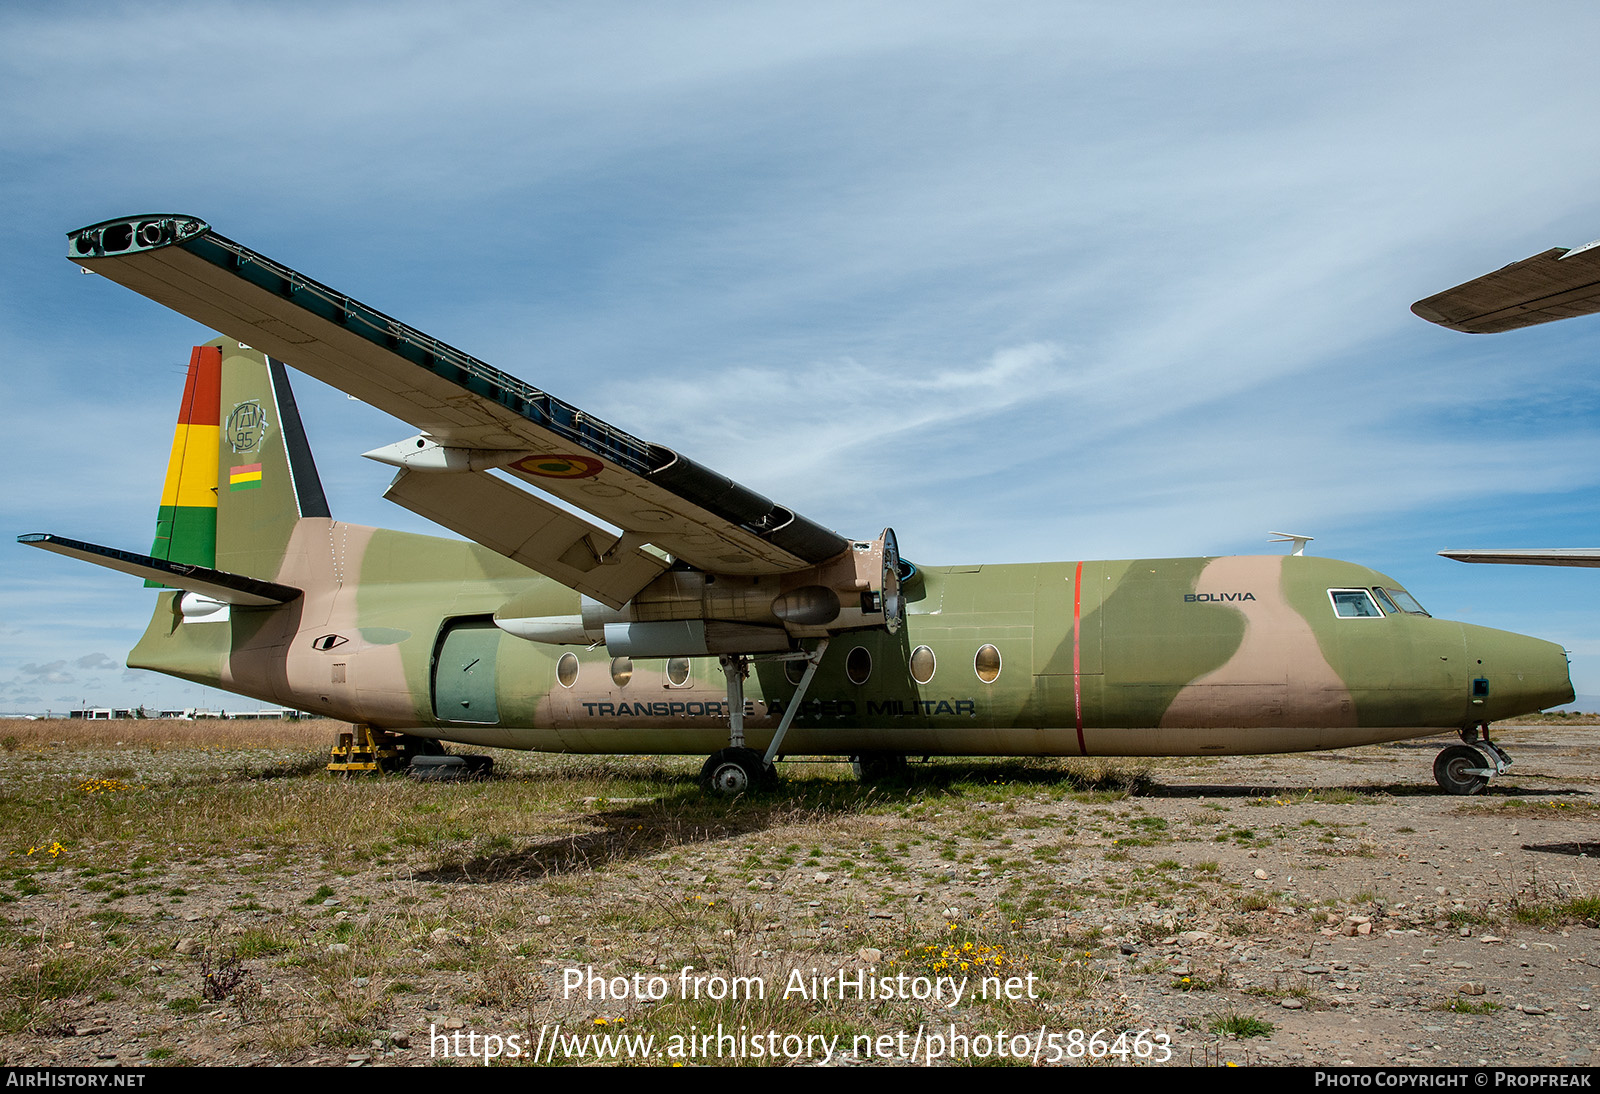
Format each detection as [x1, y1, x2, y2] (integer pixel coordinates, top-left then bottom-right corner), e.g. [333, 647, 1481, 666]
[147, 345, 220, 582]
[228, 463, 262, 491]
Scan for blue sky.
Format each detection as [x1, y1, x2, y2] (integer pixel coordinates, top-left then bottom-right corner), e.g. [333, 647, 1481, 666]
[4, 2, 1600, 713]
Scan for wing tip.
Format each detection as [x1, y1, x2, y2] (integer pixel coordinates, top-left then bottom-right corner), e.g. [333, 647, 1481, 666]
[67, 214, 209, 261]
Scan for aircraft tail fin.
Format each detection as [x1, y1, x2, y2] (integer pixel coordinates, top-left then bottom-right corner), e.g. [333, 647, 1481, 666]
[147, 338, 329, 583]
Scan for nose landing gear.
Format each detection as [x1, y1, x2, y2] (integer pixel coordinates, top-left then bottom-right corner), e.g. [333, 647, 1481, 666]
[1433, 724, 1511, 795]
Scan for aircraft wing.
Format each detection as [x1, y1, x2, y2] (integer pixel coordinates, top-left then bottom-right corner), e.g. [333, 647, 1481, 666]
[1440, 548, 1600, 568]
[66, 215, 851, 607]
[1412, 238, 1600, 333]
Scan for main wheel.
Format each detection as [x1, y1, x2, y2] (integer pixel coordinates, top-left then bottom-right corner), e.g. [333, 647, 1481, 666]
[700, 748, 768, 796]
[1434, 744, 1490, 795]
[852, 752, 908, 783]
[393, 735, 447, 770]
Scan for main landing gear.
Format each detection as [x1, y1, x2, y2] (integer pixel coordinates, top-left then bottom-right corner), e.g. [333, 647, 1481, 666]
[699, 747, 770, 795]
[1433, 724, 1512, 796]
[699, 640, 829, 796]
[852, 753, 908, 783]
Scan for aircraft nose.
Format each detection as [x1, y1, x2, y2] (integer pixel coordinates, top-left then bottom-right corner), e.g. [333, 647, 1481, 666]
[1461, 624, 1574, 721]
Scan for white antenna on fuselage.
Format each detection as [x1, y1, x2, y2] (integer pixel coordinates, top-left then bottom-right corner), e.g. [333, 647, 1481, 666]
[1269, 531, 1314, 556]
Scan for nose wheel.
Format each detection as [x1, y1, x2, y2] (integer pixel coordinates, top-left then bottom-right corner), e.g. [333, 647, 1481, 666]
[1433, 745, 1490, 795]
[1433, 725, 1511, 795]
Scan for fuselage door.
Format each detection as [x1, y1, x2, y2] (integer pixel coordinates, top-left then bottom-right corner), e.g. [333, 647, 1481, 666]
[433, 617, 501, 724]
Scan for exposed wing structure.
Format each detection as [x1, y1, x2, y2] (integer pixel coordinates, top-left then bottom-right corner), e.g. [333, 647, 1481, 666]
[67, 215, 849, 608]
[382, 463, 670, 604]
[18, 534, 301, 605]
[1440, 548, 1600, 568]
[1412, 238, 1600, 333]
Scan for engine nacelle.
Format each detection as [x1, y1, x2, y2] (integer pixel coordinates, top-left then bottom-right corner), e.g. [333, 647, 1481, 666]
[493, 527, 905, 654]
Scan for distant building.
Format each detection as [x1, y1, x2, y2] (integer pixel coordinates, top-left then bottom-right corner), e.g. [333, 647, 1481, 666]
[155, 708, 306, 721]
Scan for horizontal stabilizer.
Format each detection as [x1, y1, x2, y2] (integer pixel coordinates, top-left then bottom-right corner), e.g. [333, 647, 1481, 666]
[1439, 548, 1600, 568]
[381, 470, 670, 608]
[18, 534, 302, 605]
[1412, 239, 1600, 333]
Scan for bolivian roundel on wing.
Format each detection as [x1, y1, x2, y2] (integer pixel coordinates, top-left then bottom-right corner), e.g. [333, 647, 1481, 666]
[510, 455, 604, 479]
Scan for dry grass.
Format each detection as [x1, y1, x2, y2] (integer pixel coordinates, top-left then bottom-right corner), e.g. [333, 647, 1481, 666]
[4, 722, 1593, 1066]
[0, 729, 1163, 1064]
[0, 716, 340, 751]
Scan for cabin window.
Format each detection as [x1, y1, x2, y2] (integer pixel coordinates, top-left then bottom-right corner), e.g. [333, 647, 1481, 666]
[666, 657, 691, 687]
[975, 644, 1001, 683]
[784, 658, 806, 686]
[610, 657, 633, 688]
[910, 645, 937, 685]
[557, 652, 579, 687]
[846, 646, 872, 685]
[1329, 589, 1383, 618]
[1378, 586, 1431, 616]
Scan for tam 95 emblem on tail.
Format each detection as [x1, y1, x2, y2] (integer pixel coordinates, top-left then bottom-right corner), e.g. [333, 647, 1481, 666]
[225, 400, 270, 454]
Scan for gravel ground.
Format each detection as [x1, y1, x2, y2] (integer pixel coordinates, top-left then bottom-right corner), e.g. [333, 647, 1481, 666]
[1, 724, 1595, 1068]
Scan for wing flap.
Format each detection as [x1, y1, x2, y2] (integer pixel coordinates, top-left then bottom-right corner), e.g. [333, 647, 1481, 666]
[382, 470, 671, 608]
[1413, 240, 1600, 333]
[69, 215, 850, 578]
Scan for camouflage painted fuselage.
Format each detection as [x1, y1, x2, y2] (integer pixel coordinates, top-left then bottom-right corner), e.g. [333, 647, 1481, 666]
[128, 517, 1573, 757]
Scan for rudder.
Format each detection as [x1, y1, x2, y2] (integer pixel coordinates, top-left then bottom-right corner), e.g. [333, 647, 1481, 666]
[214, 339, 330, 579]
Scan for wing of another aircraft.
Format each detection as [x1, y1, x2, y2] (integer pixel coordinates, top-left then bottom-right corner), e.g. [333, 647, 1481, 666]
[1422, 235, 1600, 571]
[1412, 238, 1600, 333]
[1440, 548, 1600, 568]
[66, 215, 851, 608]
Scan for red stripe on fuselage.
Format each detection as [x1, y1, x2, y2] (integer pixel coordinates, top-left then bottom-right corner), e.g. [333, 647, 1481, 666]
[1073, 560, 1086, 755]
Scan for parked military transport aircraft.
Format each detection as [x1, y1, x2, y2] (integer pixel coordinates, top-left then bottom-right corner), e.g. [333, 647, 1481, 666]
[21, 214, 1575, 796]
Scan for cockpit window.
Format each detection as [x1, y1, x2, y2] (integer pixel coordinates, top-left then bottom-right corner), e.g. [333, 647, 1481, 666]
[1329, 589, 1384, 618]
[1378, 587, 1430, 616]
[1370, 587, 1399, 614]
